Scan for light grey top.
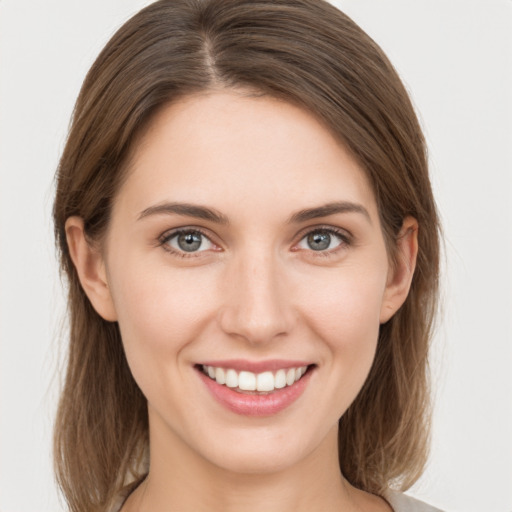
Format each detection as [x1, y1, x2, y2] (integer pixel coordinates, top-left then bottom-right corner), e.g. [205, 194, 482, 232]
[386, 491, 444, 512]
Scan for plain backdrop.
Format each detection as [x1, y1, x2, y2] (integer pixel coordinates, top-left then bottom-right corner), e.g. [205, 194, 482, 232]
[1, 1, 511, 511]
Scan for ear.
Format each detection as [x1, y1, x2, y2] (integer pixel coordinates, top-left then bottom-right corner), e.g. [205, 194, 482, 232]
[380, 217, 419, 324]
[65, 216, 118, 322]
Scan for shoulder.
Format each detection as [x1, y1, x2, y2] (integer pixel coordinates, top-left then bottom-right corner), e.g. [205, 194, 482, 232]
[385, 491, 445, 512]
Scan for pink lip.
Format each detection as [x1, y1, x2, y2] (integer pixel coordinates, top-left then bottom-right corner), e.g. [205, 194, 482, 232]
[197, 365, 314, 417]
[197, 359, 312, 373]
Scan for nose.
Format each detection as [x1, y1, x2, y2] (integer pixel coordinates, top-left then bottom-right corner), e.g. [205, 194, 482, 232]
[217, 249, 295, 345]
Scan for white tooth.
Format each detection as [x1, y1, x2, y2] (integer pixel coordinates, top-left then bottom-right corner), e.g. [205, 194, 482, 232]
[238, 371, 256, 391]
[301, 365, 308, 376]
[225, 369, 238, 388]
[215, 367, 226, 385]
[257, 371, 275, 392]
[286, 368, 296, 386]
[208, 366, 216, 379]
[295, 367, 302, 380]
[274, 369, 286, 389]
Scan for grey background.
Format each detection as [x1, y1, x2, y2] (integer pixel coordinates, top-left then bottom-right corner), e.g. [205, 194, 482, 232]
[1, 0, 511, 510]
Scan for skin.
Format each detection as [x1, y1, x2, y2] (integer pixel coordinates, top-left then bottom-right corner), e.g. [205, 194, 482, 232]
[66, 91, 418, 512]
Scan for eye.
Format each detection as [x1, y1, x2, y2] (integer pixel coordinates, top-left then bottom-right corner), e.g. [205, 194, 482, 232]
[161, 229, 215, 254]
[296, 228, 348, 252]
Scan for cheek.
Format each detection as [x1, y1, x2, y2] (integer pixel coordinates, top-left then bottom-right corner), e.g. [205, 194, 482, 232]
[299, 265, 387, 400]
[107, 257, 218, 378]
[301, 265, 386, 343]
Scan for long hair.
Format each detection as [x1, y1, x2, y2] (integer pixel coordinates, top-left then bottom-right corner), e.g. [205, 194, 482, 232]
[53, 1, 440, 510]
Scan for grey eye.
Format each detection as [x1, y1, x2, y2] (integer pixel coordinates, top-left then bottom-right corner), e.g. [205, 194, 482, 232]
[177, 232, 203, 252]
[297, 229, 345, 252]
[307, 232, 332, 251]
[165, 230, 213, 253]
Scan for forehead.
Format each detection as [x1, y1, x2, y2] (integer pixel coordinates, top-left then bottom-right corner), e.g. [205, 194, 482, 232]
[116, 91, 378, 222]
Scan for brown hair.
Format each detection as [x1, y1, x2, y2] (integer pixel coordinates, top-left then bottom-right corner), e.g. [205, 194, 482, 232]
[53, 1, 440, 510]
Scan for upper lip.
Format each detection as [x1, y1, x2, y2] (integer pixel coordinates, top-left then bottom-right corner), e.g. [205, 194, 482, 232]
[197, 359, 314, 373]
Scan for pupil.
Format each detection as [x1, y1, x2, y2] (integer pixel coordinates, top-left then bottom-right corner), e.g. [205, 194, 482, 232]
[308, 232, 330, 251]
[178, 232, 202, 252]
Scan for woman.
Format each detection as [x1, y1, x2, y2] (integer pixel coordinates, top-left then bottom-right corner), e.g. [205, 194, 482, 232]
[53, 1, 442, 511]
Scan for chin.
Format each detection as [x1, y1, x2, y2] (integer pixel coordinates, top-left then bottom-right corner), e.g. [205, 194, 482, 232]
[205, 442, 305, 475]
[195, 421, 335, 477]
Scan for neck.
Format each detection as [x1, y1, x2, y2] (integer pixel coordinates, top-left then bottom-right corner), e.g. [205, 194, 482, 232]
[123, 411, 389, 512]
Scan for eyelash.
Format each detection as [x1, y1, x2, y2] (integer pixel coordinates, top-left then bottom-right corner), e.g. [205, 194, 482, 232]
[158, 226, 352, 259]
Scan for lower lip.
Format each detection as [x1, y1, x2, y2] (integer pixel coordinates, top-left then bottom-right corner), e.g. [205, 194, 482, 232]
[198, 368, 313, 417]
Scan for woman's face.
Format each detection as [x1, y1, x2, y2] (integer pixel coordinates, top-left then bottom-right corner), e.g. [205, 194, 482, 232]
[85, 92, 413, 475]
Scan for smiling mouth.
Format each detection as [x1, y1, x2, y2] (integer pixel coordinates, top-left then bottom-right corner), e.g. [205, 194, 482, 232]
[199, 364, 312, 394]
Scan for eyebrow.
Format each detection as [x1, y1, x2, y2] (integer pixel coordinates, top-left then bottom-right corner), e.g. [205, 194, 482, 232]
[288, 201, 372, 224]
[137, 200, 371, 225]
[138, 202, 229, 224]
